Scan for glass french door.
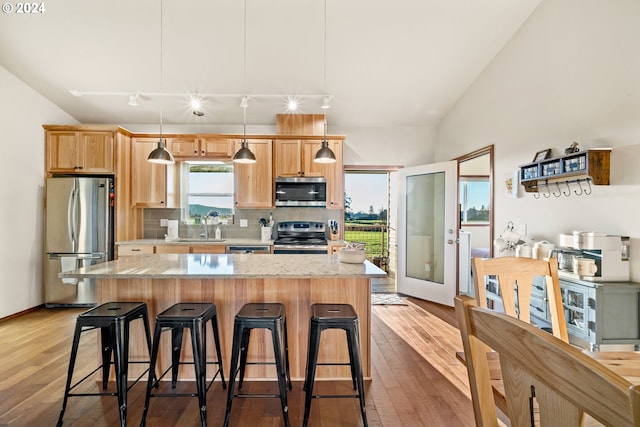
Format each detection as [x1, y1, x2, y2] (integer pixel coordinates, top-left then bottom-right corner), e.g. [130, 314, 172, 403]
[397, 161, 458, 306]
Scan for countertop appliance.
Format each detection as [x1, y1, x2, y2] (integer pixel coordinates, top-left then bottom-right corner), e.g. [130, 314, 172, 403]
[556, 232, 630, 282]
[274, 177, 326, 207]
[273, 221, 328, 254]
[44, 176, 114, 307]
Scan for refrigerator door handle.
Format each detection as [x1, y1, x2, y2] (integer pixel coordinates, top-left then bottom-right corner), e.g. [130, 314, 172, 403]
[67, 184, 75, 249]
[71, 181, 80, 252]
[48, 252, 105, 260]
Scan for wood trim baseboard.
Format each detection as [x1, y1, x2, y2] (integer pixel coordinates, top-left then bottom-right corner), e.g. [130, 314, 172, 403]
[0, 304, 46, 323]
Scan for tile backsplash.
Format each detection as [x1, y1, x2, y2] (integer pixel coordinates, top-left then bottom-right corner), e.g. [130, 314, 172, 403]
[143, 208, 341, 240]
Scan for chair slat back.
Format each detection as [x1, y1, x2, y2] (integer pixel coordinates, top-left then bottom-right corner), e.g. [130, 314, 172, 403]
[472, 257, 568, 342]
[455, 295, 637, 427]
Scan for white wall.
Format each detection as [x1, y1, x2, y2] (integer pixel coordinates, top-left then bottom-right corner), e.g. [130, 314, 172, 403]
[0, 66, 77, 318]
[436, 0, 640, 280]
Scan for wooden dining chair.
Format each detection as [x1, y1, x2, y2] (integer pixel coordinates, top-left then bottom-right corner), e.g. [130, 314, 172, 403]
[454, 295, 639, 427]
[472, 256, 568, 343]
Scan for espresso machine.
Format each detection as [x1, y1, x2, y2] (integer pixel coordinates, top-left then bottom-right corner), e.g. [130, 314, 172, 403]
[557, 232, 630, 282]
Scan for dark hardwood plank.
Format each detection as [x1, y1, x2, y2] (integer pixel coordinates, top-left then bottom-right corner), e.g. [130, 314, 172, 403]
[0, 301, 475, 426]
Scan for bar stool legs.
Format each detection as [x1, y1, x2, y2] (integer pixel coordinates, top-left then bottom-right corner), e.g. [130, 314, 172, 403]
[57, 302, 153, 427]
[140, 303, 226, 427]
[223, 303, 292, 427]
[303, 303, 368, 427]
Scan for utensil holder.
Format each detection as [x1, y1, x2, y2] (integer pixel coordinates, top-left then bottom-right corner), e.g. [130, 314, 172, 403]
[261, 226, 272, 242]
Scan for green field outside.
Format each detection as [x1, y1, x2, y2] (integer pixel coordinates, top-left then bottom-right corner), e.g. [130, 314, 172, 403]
[344, 221, 386, 261]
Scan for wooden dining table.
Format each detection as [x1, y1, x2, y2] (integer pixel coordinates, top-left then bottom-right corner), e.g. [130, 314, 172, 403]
[456, 350, 640, 425]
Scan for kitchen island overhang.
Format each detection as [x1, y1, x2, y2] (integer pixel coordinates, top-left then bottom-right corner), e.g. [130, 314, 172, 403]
[60, 253, 386, 381]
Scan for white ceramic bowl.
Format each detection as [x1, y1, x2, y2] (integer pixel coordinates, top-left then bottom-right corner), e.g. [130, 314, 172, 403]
[338, 248, 366, 264]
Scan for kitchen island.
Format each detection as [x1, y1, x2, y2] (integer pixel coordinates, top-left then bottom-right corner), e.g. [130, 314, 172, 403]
[60, 253, 386, 381]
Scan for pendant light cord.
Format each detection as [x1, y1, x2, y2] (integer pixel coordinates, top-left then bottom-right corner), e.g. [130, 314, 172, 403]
[159, 0, 164, 140]
[323, 0, 328, 140]
[242, 0, 247, 146]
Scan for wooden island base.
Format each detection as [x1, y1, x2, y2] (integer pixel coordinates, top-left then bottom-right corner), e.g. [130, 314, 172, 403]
[99, 276, 371, 381]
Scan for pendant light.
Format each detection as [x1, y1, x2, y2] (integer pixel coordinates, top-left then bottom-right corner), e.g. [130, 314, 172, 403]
[313, 0, 336, 164]
[314, 118, 336, 163]
[148, 0, 174, 165]
[233, 0, 256, 164]
[233, 98, 256, 163]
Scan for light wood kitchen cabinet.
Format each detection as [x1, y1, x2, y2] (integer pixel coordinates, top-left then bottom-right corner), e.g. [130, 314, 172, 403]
[306, 139, 343, 209]
[131, 137, 174, 207]
[117, 245, 154, 257]
[155, 245, 190, 254]
[46, 130, 114, 173]
[189, 245, 226, 254]
[273, 139, 322, 178]
[171, 136, 235, 159]
[274, 139, 343, 208]
[234, 139, 273, 208]
[154, 244, 227, 254]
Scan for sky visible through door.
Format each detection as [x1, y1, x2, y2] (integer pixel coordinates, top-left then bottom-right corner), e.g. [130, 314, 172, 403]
[344, 173, 388, 215]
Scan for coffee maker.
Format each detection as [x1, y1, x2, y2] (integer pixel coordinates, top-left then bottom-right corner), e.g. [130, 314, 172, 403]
[558, 232, 630, 282]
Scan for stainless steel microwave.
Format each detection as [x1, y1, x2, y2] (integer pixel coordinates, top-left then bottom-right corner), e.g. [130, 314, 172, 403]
[275, 177, 327, 207]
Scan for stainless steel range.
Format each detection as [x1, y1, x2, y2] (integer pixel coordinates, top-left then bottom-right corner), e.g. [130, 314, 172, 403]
[273, 221, 328, 254]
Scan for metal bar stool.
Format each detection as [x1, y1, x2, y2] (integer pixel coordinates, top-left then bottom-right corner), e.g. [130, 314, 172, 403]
[57, 302, 153, 427]
[223, 303, 292, 427]
[303, 303, 368, 427]
[140, 302, 226, 427]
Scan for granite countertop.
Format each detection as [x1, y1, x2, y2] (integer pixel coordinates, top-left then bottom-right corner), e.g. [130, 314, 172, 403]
[60, 254, 387, 279]
[118, 238, 347, 247]
[117, 238, 271, 246]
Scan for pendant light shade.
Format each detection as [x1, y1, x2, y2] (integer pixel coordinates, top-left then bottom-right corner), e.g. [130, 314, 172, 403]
[314, 140, 336, 163]
[148, 139, 174, 164]
[314, 118, 336, 163]
[233, 141, 256, 163]
[233, 95, 256, 164]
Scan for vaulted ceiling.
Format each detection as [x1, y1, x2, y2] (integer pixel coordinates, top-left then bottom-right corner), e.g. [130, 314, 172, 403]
[0, 0, 541, 128]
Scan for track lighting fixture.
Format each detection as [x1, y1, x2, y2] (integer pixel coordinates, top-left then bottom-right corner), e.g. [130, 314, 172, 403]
[321, 96, 331, 109]
[128, 94, 140, 106]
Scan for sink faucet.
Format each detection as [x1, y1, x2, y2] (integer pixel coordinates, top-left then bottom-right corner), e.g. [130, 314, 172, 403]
[199, 216, 208, 238]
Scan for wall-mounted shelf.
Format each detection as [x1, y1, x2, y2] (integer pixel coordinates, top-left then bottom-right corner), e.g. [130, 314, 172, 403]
[519, 148, 611, 194]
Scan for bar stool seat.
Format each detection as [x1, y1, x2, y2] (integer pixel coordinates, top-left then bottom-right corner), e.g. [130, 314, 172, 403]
[223, 303, 292, 427]
[140, 302, 226, 427]
[303, 303, 368, 427]
[57, 302, 153, 427]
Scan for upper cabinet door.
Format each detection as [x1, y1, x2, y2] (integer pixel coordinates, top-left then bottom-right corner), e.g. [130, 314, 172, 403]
[79, 131, 114, 172]
[273, 139, 303, 177]
[304, 139, 343, 208]
[131, 137, 168, 207]
[235, 139, 273, 208]
[301, 140, 327, 178]
[46, 130, 114, 173]
[46, 131, 79, 172]
[170, 137, 199, 157]
[199, 137, 234, 158]
[171, 136, 235, 159]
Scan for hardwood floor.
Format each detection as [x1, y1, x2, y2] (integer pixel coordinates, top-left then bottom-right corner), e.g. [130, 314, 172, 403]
[0, 300, 476, 426]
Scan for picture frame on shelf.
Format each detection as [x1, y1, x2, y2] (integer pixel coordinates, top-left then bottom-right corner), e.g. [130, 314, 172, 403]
[533, 148, 551, 162]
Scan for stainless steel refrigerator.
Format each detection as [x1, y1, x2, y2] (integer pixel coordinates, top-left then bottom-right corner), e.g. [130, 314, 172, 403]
[44, 176, 114, 307]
